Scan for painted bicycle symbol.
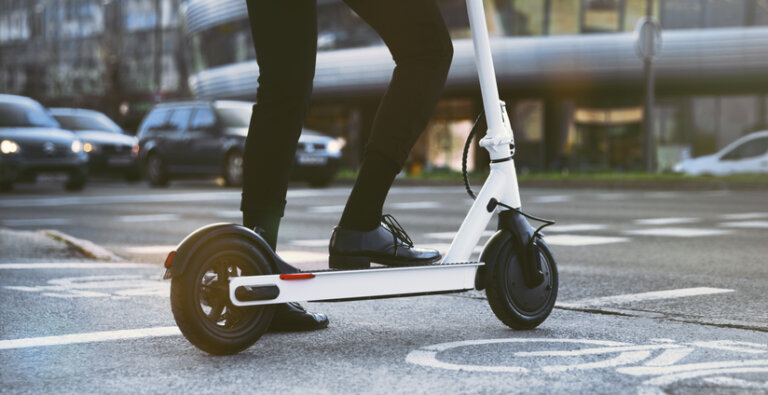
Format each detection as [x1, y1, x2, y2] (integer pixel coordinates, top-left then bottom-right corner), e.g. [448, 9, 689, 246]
[406, 337, 768, 393]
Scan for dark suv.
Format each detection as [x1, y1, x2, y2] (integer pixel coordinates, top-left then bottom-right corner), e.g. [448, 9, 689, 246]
[0, 94, 88, 191]
[137, 101, 342, 187]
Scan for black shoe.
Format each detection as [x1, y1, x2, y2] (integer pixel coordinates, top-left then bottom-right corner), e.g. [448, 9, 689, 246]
[329, 214, 441, 269]
[268, 302, 329, 332]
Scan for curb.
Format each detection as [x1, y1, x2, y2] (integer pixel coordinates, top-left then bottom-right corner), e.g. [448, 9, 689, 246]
[40, 230, 122, 262]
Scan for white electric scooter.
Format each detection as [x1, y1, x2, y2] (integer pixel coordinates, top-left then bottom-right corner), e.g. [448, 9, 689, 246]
[164, 0, 558, 355]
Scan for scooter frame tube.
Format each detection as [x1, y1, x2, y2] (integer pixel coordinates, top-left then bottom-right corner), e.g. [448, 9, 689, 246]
[441, 0, 522, 264]
[228, 0, 524, 305]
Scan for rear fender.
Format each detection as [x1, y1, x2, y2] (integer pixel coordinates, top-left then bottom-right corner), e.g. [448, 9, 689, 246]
[163, 223, 299, 279]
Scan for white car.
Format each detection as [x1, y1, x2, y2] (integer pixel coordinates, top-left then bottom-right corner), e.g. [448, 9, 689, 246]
[674, 131, 768, 176]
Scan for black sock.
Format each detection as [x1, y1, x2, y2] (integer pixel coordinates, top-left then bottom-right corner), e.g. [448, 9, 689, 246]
[338, 150, 401, 231]
[243, 210, 281, 250]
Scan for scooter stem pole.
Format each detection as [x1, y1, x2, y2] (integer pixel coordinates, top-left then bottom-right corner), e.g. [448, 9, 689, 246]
[466, 0, 509, 160]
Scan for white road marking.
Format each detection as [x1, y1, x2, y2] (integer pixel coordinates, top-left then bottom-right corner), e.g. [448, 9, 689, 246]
[214, 210, 242, 219]
[389, 201, 441, 210]
[721, 212, 768, 220]
[619, 359, 768, 376]
[406, 338, 630, 373]
[634, 217, 699, 226]
[5, 275, 168, 298]
[423, 230, 495, 240]
[307, 205, 345, 214]
[290, 239, 329, 248]
[720, 220, 768, 229]
[278, 250, 327, 263]
[0, 262, 158, 270]
[532, 195, 572, 203]
[691, 340, 768, 354]
[120, 245, 176, 255]
[422, 243, 484, 254]
[0, 186, 463, 208]
[546, 224, 608, 233]
[543, 351, 652, 373]
[642, 348, 694, 366]
[0, 326, 181, 350]
[544, 235, 629, 246]
[624, 227, 730, 237]
[1, 218, 73, 226]
[703, 376, 768, 390]
[118, 214, 181, 223]
[557, 287, 734, 309]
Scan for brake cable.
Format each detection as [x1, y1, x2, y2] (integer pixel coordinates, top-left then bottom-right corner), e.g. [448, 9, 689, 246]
[461, 112, 556, 242]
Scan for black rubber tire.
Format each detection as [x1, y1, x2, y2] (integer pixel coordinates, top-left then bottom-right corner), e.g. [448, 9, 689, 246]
[170, 237, 275, 355]
[145, 153, 169, 187]
[486, 237, 558, 330]
[223, 150, 243, 187]
[64, 169, 87, 191]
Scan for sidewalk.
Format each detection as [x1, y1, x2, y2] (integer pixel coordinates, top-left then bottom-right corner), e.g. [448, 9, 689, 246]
[0, 228, 118, 263]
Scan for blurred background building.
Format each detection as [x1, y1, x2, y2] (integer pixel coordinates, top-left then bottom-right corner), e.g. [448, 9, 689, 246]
[2, 0, 768, 173]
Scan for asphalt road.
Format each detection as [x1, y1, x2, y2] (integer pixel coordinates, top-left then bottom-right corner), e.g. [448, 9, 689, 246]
[1, 178, 767, 394]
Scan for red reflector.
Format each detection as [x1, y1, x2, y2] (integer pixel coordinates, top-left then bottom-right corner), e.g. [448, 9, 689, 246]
[164, 251, 176, 268]
[279, 273, 315, 280]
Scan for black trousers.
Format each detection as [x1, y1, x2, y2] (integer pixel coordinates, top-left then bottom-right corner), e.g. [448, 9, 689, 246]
[241, 0, 453, 218]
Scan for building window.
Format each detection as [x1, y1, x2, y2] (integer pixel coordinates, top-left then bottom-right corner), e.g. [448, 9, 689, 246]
[549, 0, 580, 34]
[581, 0, 621, 33]
[756, 0, 768, 25]
[705, 0, 748, 28]
[495, 0, 545, 36]
[660, 0, 704, 29]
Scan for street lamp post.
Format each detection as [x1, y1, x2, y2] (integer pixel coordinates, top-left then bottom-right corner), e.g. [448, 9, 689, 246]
[635, 2, 662, 173]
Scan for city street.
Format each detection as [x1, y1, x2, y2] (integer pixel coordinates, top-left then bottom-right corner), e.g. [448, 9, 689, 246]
[1, 180, 767, 394]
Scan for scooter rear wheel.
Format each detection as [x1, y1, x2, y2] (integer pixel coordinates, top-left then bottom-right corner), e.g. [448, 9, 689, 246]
[485, 237, 558, 329]
[170, 237, 275, 355]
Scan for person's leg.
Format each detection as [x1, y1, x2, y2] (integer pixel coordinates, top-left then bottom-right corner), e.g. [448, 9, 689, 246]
[330, 0, 453, 269]
[243, 0, 327, 331]
[338, 0, 454, 231]
[242, 0, 317, 250]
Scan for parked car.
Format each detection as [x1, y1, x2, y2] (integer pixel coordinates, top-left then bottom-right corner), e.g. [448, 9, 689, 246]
[50, 108, 141, 181]
[674, 131, 768, 176]
[0, 94, 88, 191]
[136, 100, 343, 187]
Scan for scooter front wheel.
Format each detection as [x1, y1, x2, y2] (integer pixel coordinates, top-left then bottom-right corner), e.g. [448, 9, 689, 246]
[170, 237, 275, 355]
[485, 236, 558, 329]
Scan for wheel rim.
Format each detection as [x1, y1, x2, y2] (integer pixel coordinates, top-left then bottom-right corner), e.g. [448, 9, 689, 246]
[226, 152, 243, 184]
[193, 250, 267, 337]
[502, 247, 555, 316]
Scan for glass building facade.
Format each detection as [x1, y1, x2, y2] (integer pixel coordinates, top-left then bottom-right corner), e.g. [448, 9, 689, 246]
[3, 0, 768, 170]
[0, 0, 186, 131]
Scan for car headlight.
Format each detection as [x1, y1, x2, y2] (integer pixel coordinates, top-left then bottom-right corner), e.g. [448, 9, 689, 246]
[1, 139, 20, 154]
[131, 143, 139, 157]
[83, 142, 96, 153]
[71, 140, 82, 153]
[326, 138, 345, 155]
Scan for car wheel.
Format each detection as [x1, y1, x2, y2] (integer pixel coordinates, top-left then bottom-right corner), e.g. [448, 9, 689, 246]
[64, 169, 87, 191]
[223, 150, 244, 187]
[146, 153, 169, 187]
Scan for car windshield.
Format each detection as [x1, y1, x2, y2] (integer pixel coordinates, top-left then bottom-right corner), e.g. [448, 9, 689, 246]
[0, 101, 60, 128]
[54, 113, 122, 133]
[215, 105, 252, 128]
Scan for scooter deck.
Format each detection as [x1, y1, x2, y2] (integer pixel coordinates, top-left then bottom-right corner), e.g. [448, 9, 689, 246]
[229, 262, 484, 307]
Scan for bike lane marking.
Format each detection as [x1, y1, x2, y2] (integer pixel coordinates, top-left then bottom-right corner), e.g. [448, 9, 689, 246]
[557, 287, 734, 309]
[0, 327, 181, 350]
